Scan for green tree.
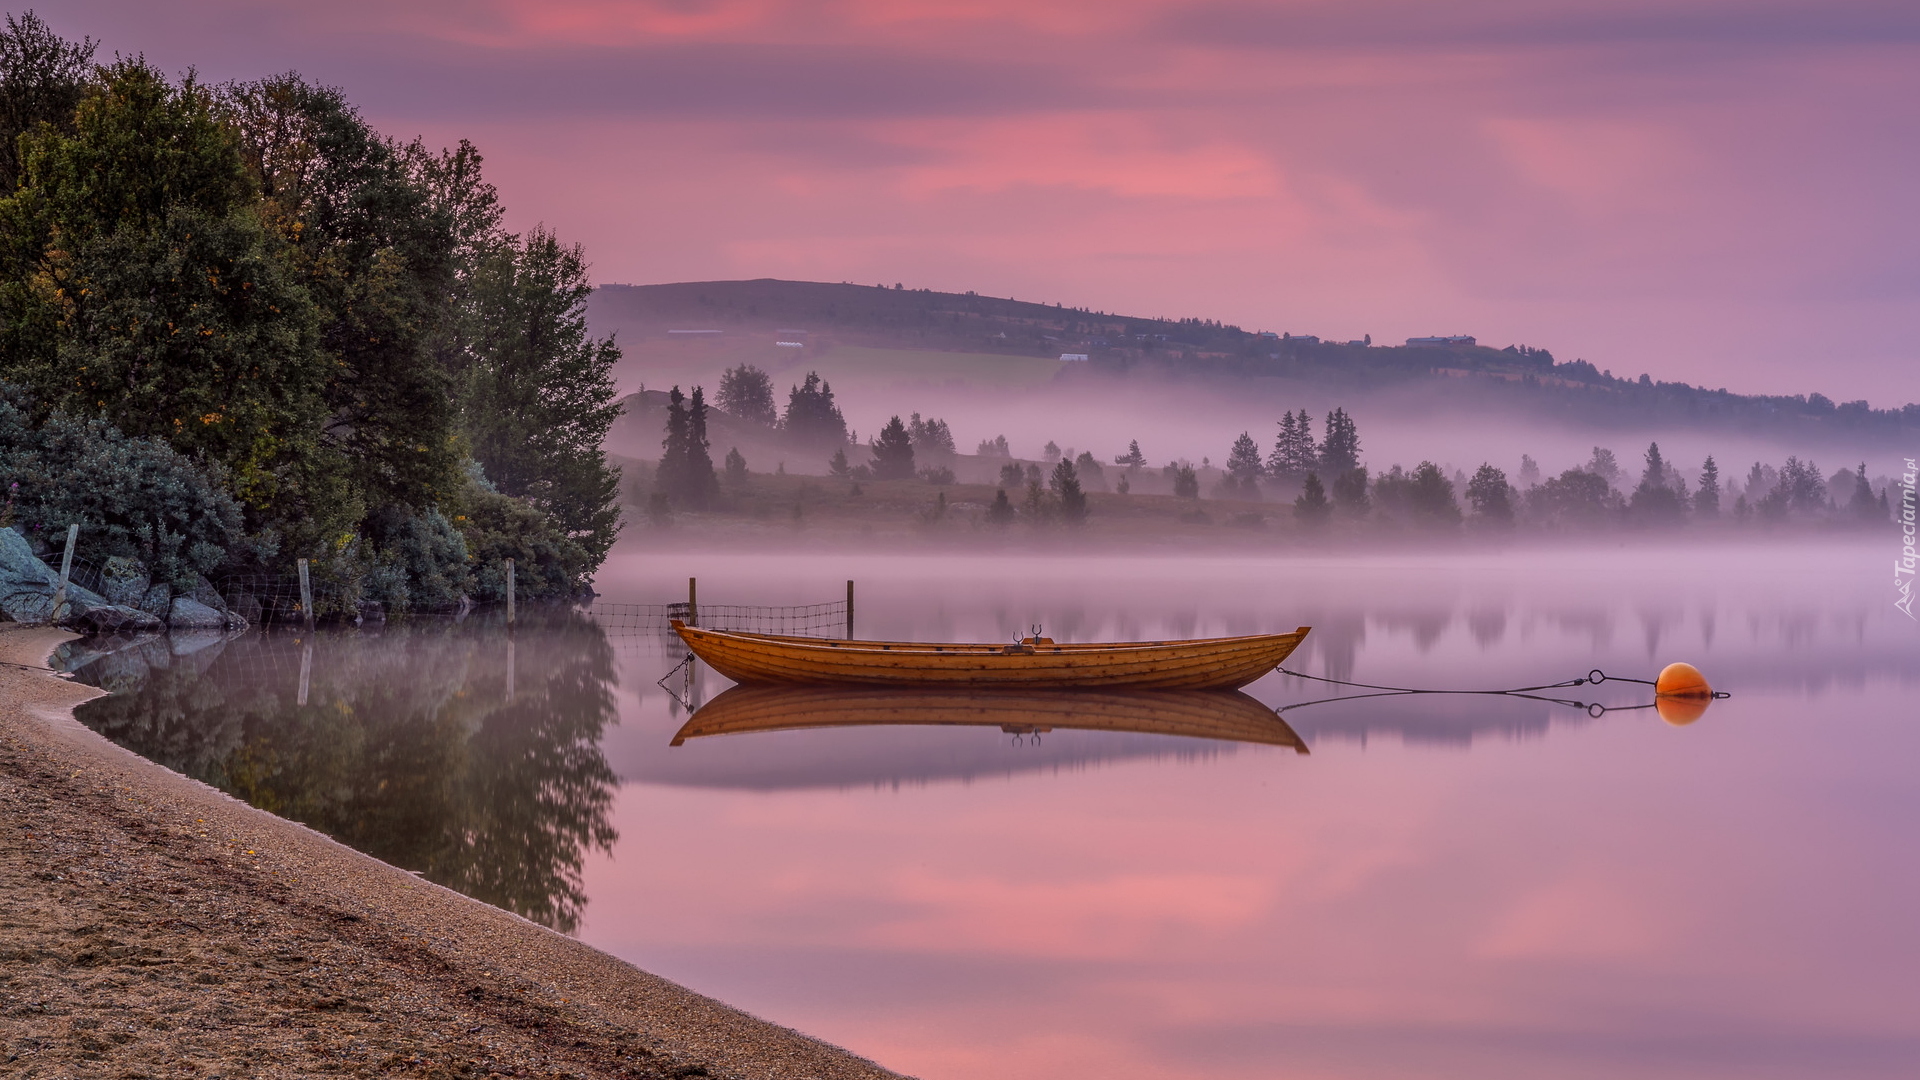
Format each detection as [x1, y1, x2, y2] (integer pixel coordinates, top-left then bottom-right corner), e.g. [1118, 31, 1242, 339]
[1114, 440, 1146, 470]
[657, 386, 690, 503]
[222, 74, 465, 520]
[1407, 461, 1461, 525]
[459, 227, 622, 557]
[0, 57, 342, 549]
[1527, 469, 1616, 528]
[1848, 462, 1881, 523]
[682, 386, 718, 507]
[827, 447, 850, 478]
[1331, 466, 1370, 517]
[1635, 441, 1681, 526]
[986, 488, 1015, 526]
[1465, 463, 1514, 526]
[1270, 410, 1318, 478]
[723, 447, 748, 489]
[783, 371, 846, 447]
[1051, 458, 1088, 525]
[0, 384, 243, 579]
[869, 415, 916, 480]
[0, 12, 94, 192]
[1518, 454, 1541, 488]
[1225, 431, 1264, 495]
[1170, 461, 1200, 499]
[717, 363, 776, 426]
[907, 413, 955, 456]
[1293, 471, 1330, 526]
[1319, 408, 1360, 474]
[1586, 447, 1621, 488]
[1693, 455, 1721, 519]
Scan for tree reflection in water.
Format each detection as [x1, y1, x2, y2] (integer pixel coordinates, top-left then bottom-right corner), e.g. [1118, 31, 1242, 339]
[70, 609, 618, 933]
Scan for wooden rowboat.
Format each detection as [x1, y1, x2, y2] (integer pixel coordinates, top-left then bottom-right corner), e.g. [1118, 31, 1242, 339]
[672, 684, 1309, 753]
[669, 621, 1311, 690]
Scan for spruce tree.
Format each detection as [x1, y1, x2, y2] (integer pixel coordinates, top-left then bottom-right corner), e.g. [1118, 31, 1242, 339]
[986, 488, 1015, 526]
[1850, 462, 1881, 523]
[1294, 472, 1331, 525]
[683, 386, 719, 507]
[783, 371, 847, 447]
[1631, 442, 1684, 524]
[724, 447, 748, 488]
[1693, 455, 1721, 518]
[1319, 408, 1360, 474]
[1050, 458, 1088, 525]
[869, 415, 916, 480]
[1225, 431, 1264, 495]
[658, 386, 689, 501]
[1268, 412, 1298, 477]
[827, 447, 850, 477]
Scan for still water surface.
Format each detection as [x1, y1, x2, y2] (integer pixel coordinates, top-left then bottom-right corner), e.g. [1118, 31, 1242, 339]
[71, 543, 1920, 1079]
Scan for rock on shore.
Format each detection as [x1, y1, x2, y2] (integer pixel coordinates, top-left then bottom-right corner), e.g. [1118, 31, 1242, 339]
[0, 528, 246, 633]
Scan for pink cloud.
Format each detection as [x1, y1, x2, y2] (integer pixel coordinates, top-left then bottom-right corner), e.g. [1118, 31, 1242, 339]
[42, 0, 1920, 403]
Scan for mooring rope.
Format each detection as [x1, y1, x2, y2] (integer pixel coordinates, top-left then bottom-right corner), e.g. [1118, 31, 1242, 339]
[1272, 666, 1727, 719]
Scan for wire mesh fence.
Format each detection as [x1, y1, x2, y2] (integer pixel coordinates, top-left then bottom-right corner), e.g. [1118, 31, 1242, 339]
[585, 599, 850, 638]
[26, 531, 851, 639]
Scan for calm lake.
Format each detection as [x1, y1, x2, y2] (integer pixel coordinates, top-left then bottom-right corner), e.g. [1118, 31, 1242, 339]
[68, 542, 1919, 1080]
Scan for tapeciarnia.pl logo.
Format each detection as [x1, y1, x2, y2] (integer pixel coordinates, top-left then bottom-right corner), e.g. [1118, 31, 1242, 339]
[1897, 457, 1917, 619]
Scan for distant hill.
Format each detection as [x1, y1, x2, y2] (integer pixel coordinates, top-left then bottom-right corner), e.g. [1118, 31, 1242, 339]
[590, 279, 1920, 447]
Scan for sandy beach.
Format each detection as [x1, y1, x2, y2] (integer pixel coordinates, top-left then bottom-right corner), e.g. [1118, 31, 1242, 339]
[0, 626, 904, 1079]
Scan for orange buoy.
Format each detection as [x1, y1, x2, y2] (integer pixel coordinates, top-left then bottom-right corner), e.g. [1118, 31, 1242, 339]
[1654, 662, 1713, 726]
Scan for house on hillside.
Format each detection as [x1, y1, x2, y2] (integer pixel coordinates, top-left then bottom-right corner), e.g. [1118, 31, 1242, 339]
[1406, 335, 1476, 347]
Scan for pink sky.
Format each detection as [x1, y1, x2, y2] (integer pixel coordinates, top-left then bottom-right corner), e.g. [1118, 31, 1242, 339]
[46, 0, 1920, 405]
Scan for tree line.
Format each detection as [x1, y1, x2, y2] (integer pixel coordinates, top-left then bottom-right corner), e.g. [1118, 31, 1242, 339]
[1192, 408, 1894, 533]
[0, 14, 622, 612]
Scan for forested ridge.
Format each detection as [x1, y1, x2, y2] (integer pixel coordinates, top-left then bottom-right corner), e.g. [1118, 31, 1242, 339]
[0, 13, 622, 615]
[595, 279, 1920, 442]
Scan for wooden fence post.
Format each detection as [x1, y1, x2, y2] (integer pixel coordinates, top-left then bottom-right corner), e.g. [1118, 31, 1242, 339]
[505, 558, 516, 625]
[297, 558, 313, 628]
[297, 641, 312, 707]
[50, 524, 77, 621]
[688, 576, 697, 627]
[847, 579, 855, 640]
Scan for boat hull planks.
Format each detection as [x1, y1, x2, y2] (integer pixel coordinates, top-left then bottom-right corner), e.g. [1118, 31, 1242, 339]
[670, 621, 1310, 691]
[671, 684, 1311, 752]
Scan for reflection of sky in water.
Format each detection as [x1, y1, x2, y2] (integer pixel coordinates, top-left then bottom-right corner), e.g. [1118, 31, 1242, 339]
[66, 541, 1920, 1079]
[587, 542, 1920, 1080]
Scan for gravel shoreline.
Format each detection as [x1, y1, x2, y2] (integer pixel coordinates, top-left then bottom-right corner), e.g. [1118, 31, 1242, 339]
[0, 626, 904, 1079]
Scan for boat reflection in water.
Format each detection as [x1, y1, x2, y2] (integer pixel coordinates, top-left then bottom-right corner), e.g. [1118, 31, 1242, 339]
[672, 684, 1310, 753]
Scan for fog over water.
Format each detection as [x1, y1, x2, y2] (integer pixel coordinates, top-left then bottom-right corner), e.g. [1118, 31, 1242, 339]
[69, 539, 1918, 1079]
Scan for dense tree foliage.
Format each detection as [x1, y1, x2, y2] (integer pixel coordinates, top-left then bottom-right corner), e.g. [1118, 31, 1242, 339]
[907, 413, 955, 457]
[783, 370, 846, 447]
[717, 363, 776, 426]
[869, 415, 916, 480]
[0, 384, 242, 579]
[0, 17, 621, 608]
[1224, 432, 1264, 494]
